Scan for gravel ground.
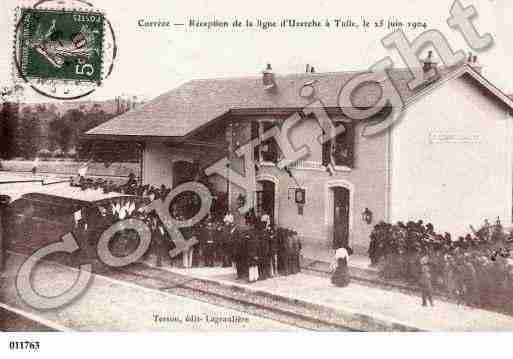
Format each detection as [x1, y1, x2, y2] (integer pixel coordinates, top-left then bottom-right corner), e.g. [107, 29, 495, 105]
[1, 252, 303, 331]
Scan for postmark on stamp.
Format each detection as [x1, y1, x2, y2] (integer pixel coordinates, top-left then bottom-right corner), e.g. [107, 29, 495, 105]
[19, 8, 104, 83]
[12, 0, 116, 100]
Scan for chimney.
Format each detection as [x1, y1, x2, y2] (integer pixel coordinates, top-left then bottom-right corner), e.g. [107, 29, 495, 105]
[422, 50, 437, 73]
[262, 63, 276, 91]
[421, 50, 440, 83]
[467, 52, 482, 73]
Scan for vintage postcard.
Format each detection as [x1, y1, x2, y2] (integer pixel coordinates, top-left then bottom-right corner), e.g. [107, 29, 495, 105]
[2, 0, 513, 348]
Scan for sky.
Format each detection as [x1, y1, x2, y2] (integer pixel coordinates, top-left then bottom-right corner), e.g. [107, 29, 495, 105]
[1, 0, 512, 103]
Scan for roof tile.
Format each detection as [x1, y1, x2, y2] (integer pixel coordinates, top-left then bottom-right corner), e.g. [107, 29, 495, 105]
[86, 66, 460, 138]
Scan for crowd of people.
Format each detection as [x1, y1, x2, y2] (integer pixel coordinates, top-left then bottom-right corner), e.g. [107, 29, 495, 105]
[186, 216, 302, 282]
[368, 219, 513, 308]
[71, 172, 173, 200]
[70, 174, 302, 283]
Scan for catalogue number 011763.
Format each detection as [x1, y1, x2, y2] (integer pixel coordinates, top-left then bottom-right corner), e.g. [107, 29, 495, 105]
[9, 341, 40, 350]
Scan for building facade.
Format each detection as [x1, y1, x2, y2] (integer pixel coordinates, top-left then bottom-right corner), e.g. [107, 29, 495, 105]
[86, 62, 513, 256]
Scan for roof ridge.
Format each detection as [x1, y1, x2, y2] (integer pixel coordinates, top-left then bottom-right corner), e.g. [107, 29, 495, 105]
[179, 65, 464, 85]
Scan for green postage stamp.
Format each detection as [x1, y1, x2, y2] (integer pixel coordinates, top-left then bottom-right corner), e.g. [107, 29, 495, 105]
[19, 8, 105, 83]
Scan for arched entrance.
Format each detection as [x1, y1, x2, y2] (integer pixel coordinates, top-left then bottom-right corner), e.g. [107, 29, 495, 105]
[256, 174, 279, 226]
[332, 187, 350, 248]
[325, 180, 354, 249]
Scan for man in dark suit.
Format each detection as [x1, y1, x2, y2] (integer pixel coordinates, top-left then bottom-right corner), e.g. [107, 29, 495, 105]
[203, 219, 216, 267]
[419, 254, 434, 307]
[292, 235, 302, 274]
[258, 230, 271, 280]
[280, 230, 292, 275]
[218, 223, 231, 267]
[227, 222, 238, 268]
[269, 228, 279, 277]
[235, 229, 250, 280]
[246, 231, 260, 282]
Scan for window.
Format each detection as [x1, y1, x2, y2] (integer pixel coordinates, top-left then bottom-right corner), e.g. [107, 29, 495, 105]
[322, 120, 354, 168]
[252, 120, 281, 164]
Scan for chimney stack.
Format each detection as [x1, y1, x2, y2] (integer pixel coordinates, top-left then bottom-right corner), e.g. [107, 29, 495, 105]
[262, 63, 276, 91]
[421, 50, 440, 83]
[467, 52, 482, 73]
[422, 50, 437, 73]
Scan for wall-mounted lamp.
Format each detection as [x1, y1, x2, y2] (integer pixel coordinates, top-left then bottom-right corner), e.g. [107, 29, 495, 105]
[295, 188, 305, 216]
[362, 207, 373, 224]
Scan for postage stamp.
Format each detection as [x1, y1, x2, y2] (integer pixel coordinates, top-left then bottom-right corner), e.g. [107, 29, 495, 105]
[19, 8, 104, 83]
[11, 0, 116, 100]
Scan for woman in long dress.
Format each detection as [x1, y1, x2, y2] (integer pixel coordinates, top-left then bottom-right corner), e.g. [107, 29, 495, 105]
[331, 247, 351, 287]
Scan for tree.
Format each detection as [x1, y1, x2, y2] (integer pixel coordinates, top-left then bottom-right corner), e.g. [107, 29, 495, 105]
[0, 102, 20, 158]
[49, 116, 72, 153]
[17, 108, 40, 159]
[1, 85, 24, 158]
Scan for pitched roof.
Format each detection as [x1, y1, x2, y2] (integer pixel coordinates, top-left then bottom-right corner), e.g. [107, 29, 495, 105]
[85, 64, 512, 139]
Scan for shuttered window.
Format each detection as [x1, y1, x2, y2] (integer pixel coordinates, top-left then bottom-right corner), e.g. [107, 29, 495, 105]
[322, 120, 354, 168]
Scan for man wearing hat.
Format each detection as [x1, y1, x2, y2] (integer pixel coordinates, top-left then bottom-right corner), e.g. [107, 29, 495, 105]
[203, 217, 216, 267]
[246, 231, 260, 282]
[419, 254, 434, 307]
[269, 228, 279, 277]
[235, 228, 250, 280]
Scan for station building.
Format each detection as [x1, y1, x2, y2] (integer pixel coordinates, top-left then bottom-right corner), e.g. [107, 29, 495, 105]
[85, 60, 513, 255]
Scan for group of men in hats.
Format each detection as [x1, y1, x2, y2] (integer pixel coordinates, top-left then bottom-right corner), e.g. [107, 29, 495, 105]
[70, 172, 303, 283]
[193, 214, 302, 282]
[368, 218, 513, 309]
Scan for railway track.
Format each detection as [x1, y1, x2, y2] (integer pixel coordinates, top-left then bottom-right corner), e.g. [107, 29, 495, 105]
[0, 303, 67, 332]
[105, 263, 357, 331]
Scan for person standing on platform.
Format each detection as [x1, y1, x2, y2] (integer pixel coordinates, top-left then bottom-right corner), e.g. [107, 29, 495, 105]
[269, 228, 279, 277]
[247, 231, 260, 282]
[234, 229, 243, 278]
[72, 217, 88, 267]
[245, 209, 257, 227]
[279, 229, 291, 275]
[204, 218, 216, 267]
[222, 213, 235, 267]
[258, 229, 271, 280]
[331, 246, 350, 287]
[149, 215, 165, 267]
[177, 215, 194, 268]
[198, 221, 208, 266]
[124, 172, 138, 195]
[287, 233, 296, 275]
[219, 223, 230, 267]
[182, 239, 194, 268]
[443, 254, 459, 302]
[261, 213, 271, 231]
[292, 235, 302, 274]
[191, 223, 203, 267]
[419, 254, 434, 307]
[236, 229, 250, 280]
[228, 222, 239, 270]
[215, 222, 224, 265]
[462, 255, 480, 307]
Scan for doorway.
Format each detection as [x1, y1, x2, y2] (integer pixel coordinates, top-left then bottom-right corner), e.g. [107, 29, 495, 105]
[332, 187, 350, 248]
[256, 180, 275, 225]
